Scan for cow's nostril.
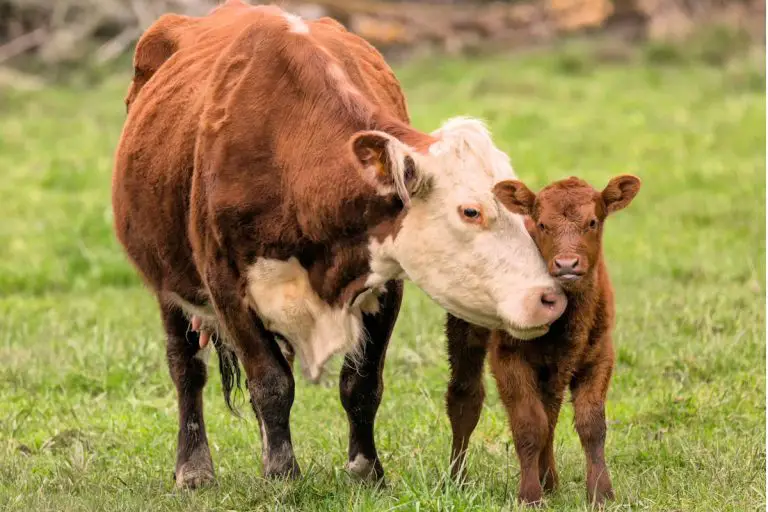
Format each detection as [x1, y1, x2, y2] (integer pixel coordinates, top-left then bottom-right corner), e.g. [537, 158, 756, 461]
[541, 292, 558, 308]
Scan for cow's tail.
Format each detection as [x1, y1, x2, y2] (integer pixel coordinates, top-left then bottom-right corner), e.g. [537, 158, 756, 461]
[212, 336, 244, 416]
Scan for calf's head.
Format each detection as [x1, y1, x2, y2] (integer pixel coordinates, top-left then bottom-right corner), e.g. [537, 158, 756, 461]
[493, 175, 641, 291]
[351, 118, 566, 339]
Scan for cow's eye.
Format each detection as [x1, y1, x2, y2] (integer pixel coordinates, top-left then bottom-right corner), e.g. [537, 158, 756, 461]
[463, 208, 479, 218]
[538, 222, 546, 231]
[458, 204, 484, 225]
[589, 218, 598, 229]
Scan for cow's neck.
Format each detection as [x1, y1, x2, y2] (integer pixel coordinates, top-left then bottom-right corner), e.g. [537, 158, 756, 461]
[243, 112, 425, 382]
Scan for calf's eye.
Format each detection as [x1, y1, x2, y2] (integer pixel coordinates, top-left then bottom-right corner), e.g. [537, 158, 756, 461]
[463, 208, 479, 218]
[538, 222, 546, 231]
[589, 219, 598, 229]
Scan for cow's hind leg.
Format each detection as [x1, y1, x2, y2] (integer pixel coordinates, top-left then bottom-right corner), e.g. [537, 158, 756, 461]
[339, 280, 403, 482]
[162, 302, 215, 489]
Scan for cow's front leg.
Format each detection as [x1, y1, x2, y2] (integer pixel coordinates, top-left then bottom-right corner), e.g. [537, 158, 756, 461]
[206, 260, 299, 478]
[160, 302, 215, 489]
[339, 280, 403, 482]
[245, 332, 299, 479]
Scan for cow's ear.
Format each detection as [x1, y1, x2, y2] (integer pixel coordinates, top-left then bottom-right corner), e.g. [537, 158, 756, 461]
[493, 180, 535, 216]
[602, 174, 641, 214]
[350, 130, 427, 207]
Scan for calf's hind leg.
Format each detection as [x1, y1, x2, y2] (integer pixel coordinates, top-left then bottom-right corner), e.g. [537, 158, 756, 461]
[339, 280, 403, 482]
[161, 302, 215, 488]
[444, 315, 489, 481]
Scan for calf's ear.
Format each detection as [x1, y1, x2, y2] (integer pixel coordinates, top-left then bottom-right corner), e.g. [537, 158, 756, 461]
[493, 180, 536, 216]
[350, 130, 427, 207]
[602, 174, 641, 214]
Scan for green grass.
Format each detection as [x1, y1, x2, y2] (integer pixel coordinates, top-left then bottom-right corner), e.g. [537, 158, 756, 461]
[0, 46, 765, 511]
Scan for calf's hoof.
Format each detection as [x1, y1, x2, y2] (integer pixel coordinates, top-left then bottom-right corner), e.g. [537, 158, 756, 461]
[345, 454, 385, 484]
[587, 486, 615, 507]
[541, 469, 559, 493]
[518, 484, 544, 507]
[587, 472, 614, 506]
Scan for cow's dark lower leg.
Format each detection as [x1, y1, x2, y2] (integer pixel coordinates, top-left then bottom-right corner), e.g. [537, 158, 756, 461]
[162, 302, 215, 488]
[240, 322, 299, 478]
[339, 280, 403, 482]
[445, 315, 489, 481]
[206, 260, 299, 478]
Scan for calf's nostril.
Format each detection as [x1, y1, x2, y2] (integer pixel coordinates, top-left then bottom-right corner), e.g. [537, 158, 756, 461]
[554, 257, 579, 271]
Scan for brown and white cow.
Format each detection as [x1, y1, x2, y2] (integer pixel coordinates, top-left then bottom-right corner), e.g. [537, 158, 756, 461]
[112, 0, 566, 487]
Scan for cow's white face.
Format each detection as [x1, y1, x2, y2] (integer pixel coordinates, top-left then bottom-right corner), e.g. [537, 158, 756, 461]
[354, 118, 567, 339]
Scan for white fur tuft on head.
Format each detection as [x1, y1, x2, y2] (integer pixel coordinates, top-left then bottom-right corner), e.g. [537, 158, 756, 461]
[429, 116, 515, 181]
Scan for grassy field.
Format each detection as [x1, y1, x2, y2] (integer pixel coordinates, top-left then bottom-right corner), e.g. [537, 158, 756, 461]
[0, 44, 765, 511]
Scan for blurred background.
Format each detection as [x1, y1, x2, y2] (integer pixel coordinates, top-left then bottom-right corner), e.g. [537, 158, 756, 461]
[0, 1, 765, 510]
[0, 0, 765, 84]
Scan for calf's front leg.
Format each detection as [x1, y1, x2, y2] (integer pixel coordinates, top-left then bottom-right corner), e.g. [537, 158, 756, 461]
[570, 349, 615, 505]
[490, 342, 548, 505]
[538, 397, 562, 494]
[339, 280, 403, 482]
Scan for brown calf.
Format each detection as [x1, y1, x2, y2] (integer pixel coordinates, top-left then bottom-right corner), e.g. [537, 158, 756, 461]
[445, 175, 641, 505]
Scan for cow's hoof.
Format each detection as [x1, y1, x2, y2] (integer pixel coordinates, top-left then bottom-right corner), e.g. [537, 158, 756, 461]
[264, 459, 301, 480]
[345, 454, 385, 484]
[175, 452, 215, 489]
[175, 465, 215, 489]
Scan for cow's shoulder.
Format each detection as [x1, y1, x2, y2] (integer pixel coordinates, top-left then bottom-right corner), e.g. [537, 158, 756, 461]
[310, 18, 409, 123]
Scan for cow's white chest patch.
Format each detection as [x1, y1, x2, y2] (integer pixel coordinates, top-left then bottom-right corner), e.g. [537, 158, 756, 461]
[245, 257, 368, 382]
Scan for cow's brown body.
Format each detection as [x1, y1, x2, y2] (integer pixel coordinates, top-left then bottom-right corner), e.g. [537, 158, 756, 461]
[116, 2, 417, 303]
[445, 176, 640, 506]
[113, 0, 436, 486]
